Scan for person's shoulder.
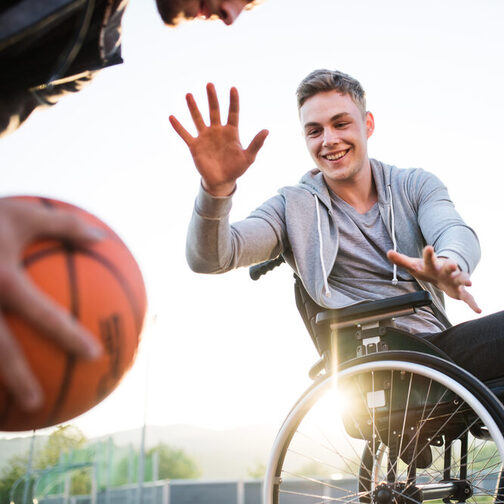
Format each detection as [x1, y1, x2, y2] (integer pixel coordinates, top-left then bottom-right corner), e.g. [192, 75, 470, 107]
[402, 166, 446, 189]
[388, 163, 448, 200]
[373, 159, 421, 176]
[272, 170, 312, 194]
[375, 159, 438, 185]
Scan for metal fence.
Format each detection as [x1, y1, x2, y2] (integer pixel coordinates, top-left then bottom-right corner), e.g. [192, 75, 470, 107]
[36, 475, 500, 504]
[36, 479, 264, 504]
[36, 477, 359, 504]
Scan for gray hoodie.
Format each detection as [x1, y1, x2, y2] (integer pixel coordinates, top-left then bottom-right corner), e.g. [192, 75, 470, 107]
[186, 159, 480, 323]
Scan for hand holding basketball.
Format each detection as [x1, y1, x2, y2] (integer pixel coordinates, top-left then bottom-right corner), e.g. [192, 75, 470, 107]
[0, 197, 147, 431]
[0, 198, 103, 410]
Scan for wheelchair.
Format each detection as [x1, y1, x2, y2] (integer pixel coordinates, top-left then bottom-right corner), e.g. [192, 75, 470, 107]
[250, 261, 504, 504]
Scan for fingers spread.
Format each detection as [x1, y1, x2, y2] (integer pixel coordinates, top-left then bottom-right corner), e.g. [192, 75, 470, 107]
[422, 246, 436, 269]
[245, 129, 269, 162]
[169, 115, 194, 145]
[445, 262, 458, 273]
[1, 270, 102, 359]
[459, 288, 482, 314]
[387, 250, 417, 271]
[450, 269, 471, 287]
[227, 87, 240, 127]
[0, 316, 43, 411]
[206, 83, 221, 125]
[186, 93, 207, 132]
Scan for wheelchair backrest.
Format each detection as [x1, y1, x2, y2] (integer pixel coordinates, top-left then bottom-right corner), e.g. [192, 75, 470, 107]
[250, 259, 452, 366]
[293, 275, 453, 365]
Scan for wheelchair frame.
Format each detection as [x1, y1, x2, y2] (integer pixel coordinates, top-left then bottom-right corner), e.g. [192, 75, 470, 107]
[255, 282, 504, 504]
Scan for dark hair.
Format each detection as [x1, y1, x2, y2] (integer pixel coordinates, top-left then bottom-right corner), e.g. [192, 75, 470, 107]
[296, 69, 366, 115]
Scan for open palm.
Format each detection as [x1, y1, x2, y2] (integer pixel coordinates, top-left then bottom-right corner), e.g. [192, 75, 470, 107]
[170, 83, 269, 196]
[387, 246, 481, 313]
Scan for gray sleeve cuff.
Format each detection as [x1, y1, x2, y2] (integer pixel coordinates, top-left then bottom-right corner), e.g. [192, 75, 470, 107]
[194, 182, 234, 219]
[436, 249, 470, 273]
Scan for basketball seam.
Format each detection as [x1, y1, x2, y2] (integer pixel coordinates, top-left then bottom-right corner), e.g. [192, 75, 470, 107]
[23, 244, 67, 266]
[38, 197, 144, 334]
[78, 248, 144, 337]
[23, 246, 144, 336]
[46, 249, 79, 426]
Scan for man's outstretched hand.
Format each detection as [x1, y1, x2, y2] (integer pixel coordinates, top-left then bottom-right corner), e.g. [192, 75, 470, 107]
[169, 83, 269, 197]
[387, 245, 481, 314]
[0, 199, 103, 411]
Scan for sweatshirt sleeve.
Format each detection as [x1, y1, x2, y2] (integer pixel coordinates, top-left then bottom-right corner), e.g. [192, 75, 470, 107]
[185, 184, 287, 274]
[410, 169, 480, 274]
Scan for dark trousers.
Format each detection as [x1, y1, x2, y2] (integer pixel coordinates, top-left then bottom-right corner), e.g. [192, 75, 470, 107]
[423, 311, 504, 382]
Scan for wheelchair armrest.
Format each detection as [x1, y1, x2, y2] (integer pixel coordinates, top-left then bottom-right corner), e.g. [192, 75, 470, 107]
[315, 291, 433, 329]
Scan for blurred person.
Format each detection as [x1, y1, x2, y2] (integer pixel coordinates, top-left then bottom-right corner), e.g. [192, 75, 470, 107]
[0, 0, 258, 137]
[0, 0, 259, 415]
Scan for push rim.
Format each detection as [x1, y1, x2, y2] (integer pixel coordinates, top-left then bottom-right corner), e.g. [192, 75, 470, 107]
[264, 353, 504, 504]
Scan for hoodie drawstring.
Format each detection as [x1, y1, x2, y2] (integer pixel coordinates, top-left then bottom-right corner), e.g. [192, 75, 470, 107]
[387, 185, 399, 285]
[314, 187, 398, 295]
[314, 195, 331, 297]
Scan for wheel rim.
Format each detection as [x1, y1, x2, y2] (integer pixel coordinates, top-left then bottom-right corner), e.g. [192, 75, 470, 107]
[264, 357, 504, 504]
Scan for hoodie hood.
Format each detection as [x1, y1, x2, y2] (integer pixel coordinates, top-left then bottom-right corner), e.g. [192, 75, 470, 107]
[282, 159, 476, 324]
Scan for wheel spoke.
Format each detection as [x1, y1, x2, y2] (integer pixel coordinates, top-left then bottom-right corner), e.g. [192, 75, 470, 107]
[282, 470, 362, 495]
[265, 356, 504, 504]
[279, 488, 361, 503]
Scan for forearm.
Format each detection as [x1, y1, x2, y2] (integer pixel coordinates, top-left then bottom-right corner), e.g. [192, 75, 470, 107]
[434, 225, 480, 274]
[420, 207, 480, 274]
[186, 184, 284, 273]
[415, 171, 480, 274]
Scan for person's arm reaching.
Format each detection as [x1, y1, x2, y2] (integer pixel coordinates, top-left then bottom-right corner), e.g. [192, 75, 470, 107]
[169, 83, 268, 197]
[388, 170, 481, 313]
[171, 83, 285, 273]
[387, 246, 481, 313]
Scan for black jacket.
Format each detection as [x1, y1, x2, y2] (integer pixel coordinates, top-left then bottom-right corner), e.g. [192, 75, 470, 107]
[0, 0, 127, 136]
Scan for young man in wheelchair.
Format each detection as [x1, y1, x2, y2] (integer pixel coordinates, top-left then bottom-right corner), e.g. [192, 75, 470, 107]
[173, 71, 504, 503]
[171, 69, 504, 386]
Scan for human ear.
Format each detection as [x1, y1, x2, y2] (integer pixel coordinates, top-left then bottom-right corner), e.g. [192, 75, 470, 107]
[365, 111, 375, 138]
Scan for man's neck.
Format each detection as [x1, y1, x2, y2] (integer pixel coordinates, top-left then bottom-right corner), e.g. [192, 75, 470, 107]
[325, 163, 377, 214]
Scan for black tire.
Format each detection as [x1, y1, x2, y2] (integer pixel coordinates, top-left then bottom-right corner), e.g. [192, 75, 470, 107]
[264, 352, 504, 504]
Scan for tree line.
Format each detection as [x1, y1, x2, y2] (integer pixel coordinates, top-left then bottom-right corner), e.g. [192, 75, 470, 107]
[0, 425, 200, 504]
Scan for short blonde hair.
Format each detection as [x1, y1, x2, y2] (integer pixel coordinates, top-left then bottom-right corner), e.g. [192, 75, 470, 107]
[296, 69, 367, 116]
[244, 0, 264, 10]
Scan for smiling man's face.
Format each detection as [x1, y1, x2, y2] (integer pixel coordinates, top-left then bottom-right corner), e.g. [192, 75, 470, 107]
[155, 0, 252, 26]
[300, 90, 374, 191]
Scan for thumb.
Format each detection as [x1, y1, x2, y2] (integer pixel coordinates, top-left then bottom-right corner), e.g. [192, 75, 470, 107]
[245, 129, 269, 163]
[387, 250, 405, 265]
[461, 289, 482, 314]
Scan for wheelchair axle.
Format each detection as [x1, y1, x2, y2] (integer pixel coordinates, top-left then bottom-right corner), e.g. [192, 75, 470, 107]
[372, 480, 472, 504]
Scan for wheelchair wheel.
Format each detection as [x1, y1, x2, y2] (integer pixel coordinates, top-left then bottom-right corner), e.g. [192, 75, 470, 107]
[264, 351, 504, 504]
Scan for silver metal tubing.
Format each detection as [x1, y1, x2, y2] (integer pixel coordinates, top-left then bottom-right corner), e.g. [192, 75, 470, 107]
[419, 482, 458, 500]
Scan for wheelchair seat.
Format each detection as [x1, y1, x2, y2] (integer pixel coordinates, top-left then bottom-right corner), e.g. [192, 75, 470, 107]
[315, 291, 434, 328]
[249, 260, 504, 504]
[296, 286, 455, 379]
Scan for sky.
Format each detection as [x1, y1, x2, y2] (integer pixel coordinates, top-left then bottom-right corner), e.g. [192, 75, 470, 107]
[0, 0, 503, 441]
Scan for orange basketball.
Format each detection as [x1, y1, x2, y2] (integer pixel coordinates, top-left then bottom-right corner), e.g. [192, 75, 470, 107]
[0, 197, 147, 431]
